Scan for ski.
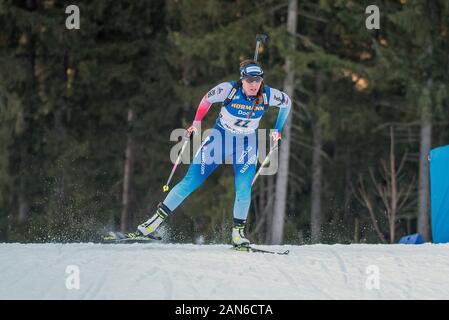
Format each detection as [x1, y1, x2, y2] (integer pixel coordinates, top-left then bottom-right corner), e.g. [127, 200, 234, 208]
[102, 231, 161, 243]
[232, 245, 289, 255]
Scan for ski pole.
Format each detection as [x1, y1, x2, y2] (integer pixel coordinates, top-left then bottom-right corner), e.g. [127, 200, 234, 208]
[251, 143, 279, 187]
[163, 132, 191, 192]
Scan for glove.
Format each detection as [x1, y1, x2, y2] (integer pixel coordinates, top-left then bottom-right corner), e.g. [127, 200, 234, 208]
[271, 131, 282, 142]
[187, 121, 201, 137]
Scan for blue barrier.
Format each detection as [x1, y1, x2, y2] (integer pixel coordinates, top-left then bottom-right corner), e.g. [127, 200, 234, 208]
[399, 233, 425, 244]
[430, 145, 449, 243]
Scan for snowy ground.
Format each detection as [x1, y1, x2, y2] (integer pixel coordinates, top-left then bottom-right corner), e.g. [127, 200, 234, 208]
[1, 242, 449, 299]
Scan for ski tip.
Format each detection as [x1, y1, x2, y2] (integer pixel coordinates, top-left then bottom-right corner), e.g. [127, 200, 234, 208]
[100, 231, 162, 243]
[231, 245, 290, 255]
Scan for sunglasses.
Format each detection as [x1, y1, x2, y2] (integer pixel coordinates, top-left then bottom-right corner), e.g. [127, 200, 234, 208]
[243, 76, 263, 84]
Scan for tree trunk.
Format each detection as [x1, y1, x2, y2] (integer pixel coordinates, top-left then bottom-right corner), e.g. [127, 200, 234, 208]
[417, 36, 433, 241]
[271, 0, 297, 245]
[389, 126, 397, 243]
[18, 190, 29, 223]
[343, 152, 352, 221]
[258, 177, 265, 214]
[16, 0, 37, 225]
[354, 217, 359, 243]
[257, 175, 266, 239]
[265, 175, 275, 244]
[121, 109, 135, 233]
[54, 109, 67, 213]
[310, 122, 323, 242]
[417, 96, 432, 241]
[310, 72, 323, 243]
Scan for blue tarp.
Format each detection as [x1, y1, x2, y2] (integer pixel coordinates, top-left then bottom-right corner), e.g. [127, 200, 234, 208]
[399, 233, 425, 244]
[430, 145, 449, 243]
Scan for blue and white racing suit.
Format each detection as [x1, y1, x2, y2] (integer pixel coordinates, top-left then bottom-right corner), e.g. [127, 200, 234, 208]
[163, 81, 291, 221]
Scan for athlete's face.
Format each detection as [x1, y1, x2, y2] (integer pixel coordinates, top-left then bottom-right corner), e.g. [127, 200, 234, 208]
[242, 77, 263, 96]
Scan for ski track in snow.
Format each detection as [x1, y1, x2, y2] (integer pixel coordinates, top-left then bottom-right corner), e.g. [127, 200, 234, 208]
[1, 243, 449, 299]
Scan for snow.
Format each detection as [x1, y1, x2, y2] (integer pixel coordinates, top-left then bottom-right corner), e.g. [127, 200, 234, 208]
[1, 242, 449, 299]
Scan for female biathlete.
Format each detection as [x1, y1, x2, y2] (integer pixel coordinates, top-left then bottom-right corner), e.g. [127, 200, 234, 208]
[130, 59, 291, 247]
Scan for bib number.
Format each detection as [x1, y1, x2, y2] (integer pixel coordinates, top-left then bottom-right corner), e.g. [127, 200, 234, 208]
[234, 119, 251, 128]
